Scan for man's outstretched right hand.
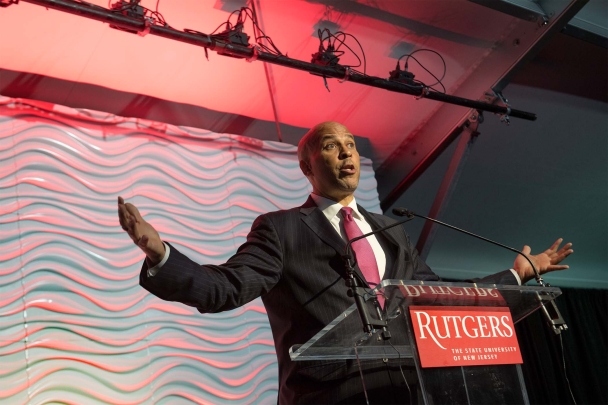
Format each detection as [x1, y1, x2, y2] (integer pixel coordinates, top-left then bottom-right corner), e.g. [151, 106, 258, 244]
[118, 196, 166, 266]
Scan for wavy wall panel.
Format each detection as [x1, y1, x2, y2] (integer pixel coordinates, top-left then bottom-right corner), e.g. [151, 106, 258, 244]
[0, 97, 381, 404]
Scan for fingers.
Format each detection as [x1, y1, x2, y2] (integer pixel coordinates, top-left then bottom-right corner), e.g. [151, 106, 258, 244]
[522, 245, 531, 255]
[118, 196, 143, 229]
[550, 241, 573, 264]
[557, 243, 574, 256]
[124, 200, 143, 222]
[554, 249, 573, 262]
[118, 196, 131, 232]
[533, 238, 573, 265]
[118, 196, 141, 244]
[547, 238, 563, 252]
[547, 239, 573, 254]
[545, 264, 569, 273]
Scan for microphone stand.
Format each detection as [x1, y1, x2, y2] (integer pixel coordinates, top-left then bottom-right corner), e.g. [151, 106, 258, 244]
[393, 208, 545, 285]
[343, 217, 413, 337]
[392, 208, 568, 334]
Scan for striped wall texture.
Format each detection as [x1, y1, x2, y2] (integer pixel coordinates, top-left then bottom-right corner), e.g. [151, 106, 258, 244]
[0, 97, 381, 404]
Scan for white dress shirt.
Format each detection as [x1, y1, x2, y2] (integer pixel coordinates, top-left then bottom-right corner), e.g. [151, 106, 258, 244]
[147, 243, 170, 277]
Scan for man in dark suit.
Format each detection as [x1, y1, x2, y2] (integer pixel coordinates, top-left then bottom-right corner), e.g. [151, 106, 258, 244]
[118, 121, 572, 404]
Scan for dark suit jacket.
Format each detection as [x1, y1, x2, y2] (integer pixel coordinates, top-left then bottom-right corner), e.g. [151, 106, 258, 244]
[140, 196, 518, 404]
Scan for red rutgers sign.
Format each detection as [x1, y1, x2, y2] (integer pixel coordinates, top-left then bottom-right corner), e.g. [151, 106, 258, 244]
[409, 306, 523, 368]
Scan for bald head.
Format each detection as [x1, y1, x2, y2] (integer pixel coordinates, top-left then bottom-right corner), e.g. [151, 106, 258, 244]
[297, 121, 350, 165]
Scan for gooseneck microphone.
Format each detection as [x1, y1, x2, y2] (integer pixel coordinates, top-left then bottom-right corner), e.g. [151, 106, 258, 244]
[342, 216, 413, 336]
[392, 207, 568, 334]
[392, 207, 545, 286]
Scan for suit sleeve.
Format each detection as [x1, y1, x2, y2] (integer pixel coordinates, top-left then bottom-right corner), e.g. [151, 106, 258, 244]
[139, 213, 283, 313]
[472, 270, 519, 285]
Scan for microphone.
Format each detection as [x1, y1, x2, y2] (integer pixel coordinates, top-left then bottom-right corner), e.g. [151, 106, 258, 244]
[342, 215, 413, 336]
[392, 207, 568, 334]
[392, 207, 544, 285]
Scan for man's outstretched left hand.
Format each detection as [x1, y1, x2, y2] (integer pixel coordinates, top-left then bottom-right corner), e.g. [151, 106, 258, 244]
[513, 238, 573, 284]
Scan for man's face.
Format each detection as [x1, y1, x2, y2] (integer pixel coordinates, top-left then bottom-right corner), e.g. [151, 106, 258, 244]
[301, 123, 360, 203]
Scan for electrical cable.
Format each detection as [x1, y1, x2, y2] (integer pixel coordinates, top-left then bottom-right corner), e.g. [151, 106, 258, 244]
[388, 337, 413, 405]
[397, 49, 447, 93]
[314, 28, 367, 75]
[244, 6, 283, 56]
[559, 334, 578, 405]
[334, 31, 367, 75]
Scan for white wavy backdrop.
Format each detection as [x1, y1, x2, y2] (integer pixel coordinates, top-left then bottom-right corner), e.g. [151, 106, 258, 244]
[0, 96, 381, 405]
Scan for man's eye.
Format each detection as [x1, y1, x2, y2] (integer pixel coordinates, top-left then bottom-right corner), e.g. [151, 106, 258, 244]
[347, 143, 355, 148]
[324, 144, 336, 149]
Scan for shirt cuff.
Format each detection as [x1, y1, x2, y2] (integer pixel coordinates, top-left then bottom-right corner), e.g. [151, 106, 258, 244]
[147, 242, 170, 277]
[509, 269, 522, 285]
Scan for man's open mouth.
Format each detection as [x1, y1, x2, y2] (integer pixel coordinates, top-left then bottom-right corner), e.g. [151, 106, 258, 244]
[340, 164, 356, 175]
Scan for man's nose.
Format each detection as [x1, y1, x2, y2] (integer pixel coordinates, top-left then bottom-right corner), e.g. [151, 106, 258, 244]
[340, 148, 352, 158]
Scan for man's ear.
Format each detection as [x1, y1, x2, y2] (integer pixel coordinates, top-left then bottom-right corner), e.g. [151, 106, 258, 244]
[299, 159, 312, 177]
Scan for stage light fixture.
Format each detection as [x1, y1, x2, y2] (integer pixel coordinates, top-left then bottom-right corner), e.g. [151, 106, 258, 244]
[109, 0, 146, 35]
[0, 0, 19, 7]
[388, 62, 416, 86]
[311, 43, 340, 67]
[218, 22, 250, 47]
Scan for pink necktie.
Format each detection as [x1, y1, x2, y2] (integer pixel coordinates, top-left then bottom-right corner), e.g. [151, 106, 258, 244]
[340, 207, 384, 307]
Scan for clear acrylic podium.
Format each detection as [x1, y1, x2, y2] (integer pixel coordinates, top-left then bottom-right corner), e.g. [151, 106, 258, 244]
[289, 280, 563, 405]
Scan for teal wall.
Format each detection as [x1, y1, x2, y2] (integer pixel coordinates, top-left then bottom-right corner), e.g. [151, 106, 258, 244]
[388, 84, 607, 289]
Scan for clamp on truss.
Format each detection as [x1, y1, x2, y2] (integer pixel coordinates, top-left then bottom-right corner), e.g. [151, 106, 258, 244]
[484, 91, 513, 125]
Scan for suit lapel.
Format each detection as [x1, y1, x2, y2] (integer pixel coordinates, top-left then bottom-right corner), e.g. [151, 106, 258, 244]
[299, 196, 345, 253]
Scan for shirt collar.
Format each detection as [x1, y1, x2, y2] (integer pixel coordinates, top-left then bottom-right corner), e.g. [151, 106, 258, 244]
[310, 193, 363, 222]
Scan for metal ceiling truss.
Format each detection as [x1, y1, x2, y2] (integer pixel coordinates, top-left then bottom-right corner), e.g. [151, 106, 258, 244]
[376, 0, 588, 212]
[9, 0, 536, 122]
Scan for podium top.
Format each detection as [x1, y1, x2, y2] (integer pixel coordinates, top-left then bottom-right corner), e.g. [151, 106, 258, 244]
[289, 280, 561, 361]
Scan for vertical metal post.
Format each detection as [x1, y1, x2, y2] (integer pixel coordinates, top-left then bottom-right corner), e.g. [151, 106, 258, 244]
[250, 0, 283, 142]
[415, 111, 481, 260]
